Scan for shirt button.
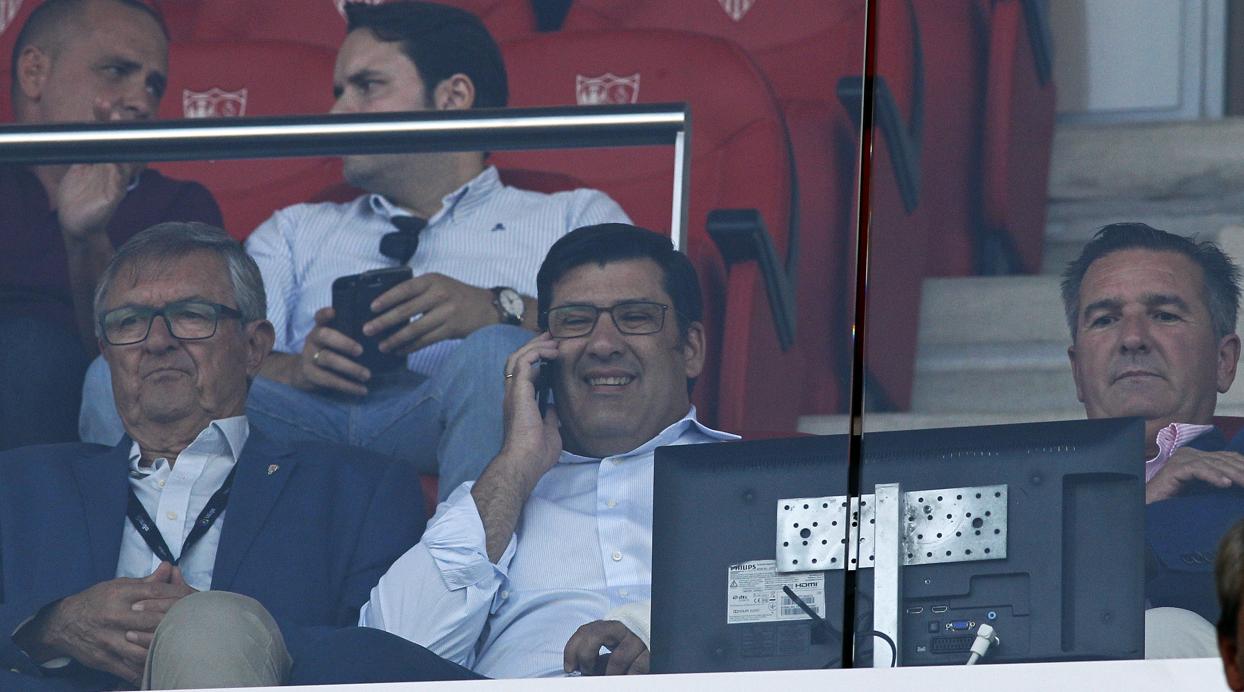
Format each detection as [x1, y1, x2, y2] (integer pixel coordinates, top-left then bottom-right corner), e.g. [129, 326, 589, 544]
[611, 551, 622, 562]
[501, 591, 509, 600]
[611, 459, 622, 466]
[158, 480, 166, 488]
[619, 589, 629, 597]
[166, 511, 178, 520]
[606, 499, 618, 508]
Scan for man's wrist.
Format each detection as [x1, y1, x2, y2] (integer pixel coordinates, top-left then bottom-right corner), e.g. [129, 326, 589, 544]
[490, 287, 525, 326]
[61, 224, 112, 252]
[13, 601, 66, 664]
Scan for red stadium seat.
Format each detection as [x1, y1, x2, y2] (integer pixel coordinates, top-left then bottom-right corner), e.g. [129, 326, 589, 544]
[153, 40, 343, 239]
[493, 29, 802, 433]
[563, 1, 869, 415]
[152, 0, 536, 50]
[0, 0, 43, 122]
[563, 0, 931, 412]
[978, 0, 1056, 274]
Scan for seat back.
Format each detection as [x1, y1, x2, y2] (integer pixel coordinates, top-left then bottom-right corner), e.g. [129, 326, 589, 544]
[495, 29, 799, 431]
[152, 40, 342, 239]
[979, 0, 1055, 274]
[153, 0, 536, 50]
[563, 0, 862, 104]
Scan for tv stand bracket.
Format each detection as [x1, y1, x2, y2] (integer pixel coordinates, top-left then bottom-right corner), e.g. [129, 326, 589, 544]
[775, 484, 1008, 574]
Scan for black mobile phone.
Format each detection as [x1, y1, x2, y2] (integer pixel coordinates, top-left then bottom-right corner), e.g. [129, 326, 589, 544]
[535, 359, 555, 417]
[331, 266, 413, 373]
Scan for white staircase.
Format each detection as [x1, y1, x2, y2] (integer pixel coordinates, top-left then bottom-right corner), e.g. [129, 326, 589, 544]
[799, 118, 1244, 436]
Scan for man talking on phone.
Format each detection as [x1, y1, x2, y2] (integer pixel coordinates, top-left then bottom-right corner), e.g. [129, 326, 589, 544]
[80, 1, 629, 498]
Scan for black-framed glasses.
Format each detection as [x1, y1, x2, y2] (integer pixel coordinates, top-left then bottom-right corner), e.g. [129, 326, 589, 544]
[100, 300, 243, 345]
[545, 301, 671, 338]
[380, 216, 428, 265]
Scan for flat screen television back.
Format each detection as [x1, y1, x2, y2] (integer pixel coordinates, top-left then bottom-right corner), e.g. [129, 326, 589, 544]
[649, 418, 1145, 672]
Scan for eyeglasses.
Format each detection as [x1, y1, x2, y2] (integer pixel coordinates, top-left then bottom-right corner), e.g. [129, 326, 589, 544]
[100, 300, 244, 345]
[545, 301, 671, 338]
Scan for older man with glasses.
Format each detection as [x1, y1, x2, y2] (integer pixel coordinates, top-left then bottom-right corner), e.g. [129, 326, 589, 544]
[0, 222, 424, 691]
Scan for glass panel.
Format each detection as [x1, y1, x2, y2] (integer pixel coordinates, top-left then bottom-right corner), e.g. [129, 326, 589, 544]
[848, 0, 1235, 669]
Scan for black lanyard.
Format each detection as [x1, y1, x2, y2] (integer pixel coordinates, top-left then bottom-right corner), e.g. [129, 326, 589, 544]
[125, 465, 238, 566]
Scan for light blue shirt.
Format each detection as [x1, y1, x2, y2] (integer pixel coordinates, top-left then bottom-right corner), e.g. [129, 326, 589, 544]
[245, 166, 630, 376]
[358, 408, 738, 678]
[115, 417, 249, 591]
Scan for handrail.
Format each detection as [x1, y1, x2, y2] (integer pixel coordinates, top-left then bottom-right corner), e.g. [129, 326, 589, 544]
[0, 103, 692, 249]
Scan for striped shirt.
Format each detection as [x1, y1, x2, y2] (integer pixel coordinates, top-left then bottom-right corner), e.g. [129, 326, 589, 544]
[246, 166, 630, 375]
[1145, 422, 1216, 482]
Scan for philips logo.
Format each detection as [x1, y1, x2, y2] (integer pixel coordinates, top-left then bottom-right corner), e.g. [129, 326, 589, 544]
[730, 564, 757, 572]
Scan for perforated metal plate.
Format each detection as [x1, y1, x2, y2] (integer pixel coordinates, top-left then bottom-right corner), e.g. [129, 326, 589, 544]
[778, 485, 1007, 572]
[900, 484, 1007, 566]
[775, 496, 849, 572]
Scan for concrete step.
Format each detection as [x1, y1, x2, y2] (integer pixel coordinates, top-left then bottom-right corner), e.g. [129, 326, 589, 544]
[1050, 118, 1244, 205]
[917, 275, 1066, 345]
[1041, 213, 1244, 274]
[911, 341, 1077, 413]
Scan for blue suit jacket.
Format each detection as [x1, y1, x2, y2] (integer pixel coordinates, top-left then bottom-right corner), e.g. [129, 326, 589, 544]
[1145, 427, 1244, 622]
[0, 427, 426, 690]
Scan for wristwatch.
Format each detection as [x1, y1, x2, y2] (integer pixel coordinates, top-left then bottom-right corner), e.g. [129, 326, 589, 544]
[491, 286, 525, 326]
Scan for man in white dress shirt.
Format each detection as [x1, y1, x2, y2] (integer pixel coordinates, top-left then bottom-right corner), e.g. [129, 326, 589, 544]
[79, 1, 630, 498]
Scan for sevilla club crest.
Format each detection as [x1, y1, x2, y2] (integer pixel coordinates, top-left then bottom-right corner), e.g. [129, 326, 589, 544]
[0, 0, 22, 36]
[183, 88, 248, 118]
[575, 73, 640, 106]
[718, 0, 756, 22]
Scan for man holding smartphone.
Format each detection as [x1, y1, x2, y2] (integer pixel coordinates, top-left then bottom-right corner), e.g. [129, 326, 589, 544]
[80, 1, 629, 498]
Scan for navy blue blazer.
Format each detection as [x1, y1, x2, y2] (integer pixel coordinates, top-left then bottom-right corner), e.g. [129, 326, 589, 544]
[1146, 427, 1244, 621]
[0, 427, 426, 690]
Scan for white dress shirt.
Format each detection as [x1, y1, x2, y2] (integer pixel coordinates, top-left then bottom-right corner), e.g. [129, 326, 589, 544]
[114, 417, 249, 591]
[245, 165, 630, 376]
[359, 408, 737, 678]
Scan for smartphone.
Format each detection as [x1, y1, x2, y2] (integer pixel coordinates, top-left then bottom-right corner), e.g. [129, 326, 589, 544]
[330, 266, 413, 373]
[535, 359, 555, 417]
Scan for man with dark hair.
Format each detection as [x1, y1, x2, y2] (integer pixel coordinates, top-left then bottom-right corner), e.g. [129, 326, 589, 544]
[80, 0, 629, 499]
[0, 223, 423, 690]
[1062, 221, 1244, 632]
[311, 223, 732, 683]
[1062, 222, 1244, 502]
[2, 0, 221, 452]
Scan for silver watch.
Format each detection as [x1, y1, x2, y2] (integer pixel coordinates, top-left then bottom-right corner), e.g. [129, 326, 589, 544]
[491, 286, 524, 326]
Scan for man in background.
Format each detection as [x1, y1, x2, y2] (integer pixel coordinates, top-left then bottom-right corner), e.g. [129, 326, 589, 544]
[1062, 222, 1244, 643]
[3, 0, 221, 450]
[81, 1, 629, 498]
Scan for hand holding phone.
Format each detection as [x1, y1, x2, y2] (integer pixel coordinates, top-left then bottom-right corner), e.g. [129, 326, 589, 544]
[535, 359, 555, 418]
[331, 267, 413, 373]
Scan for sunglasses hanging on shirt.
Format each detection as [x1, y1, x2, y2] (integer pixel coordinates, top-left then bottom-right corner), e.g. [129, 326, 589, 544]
[380, 216, 428, 265]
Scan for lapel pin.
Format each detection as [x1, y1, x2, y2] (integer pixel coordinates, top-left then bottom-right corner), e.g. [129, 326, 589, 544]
[267, 464, 280, 476]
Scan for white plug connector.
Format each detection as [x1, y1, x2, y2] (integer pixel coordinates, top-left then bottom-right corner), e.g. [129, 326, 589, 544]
[966, 623, 1000, 665]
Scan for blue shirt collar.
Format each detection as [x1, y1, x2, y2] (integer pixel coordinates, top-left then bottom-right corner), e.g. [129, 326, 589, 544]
[365, 165, 501, 226]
